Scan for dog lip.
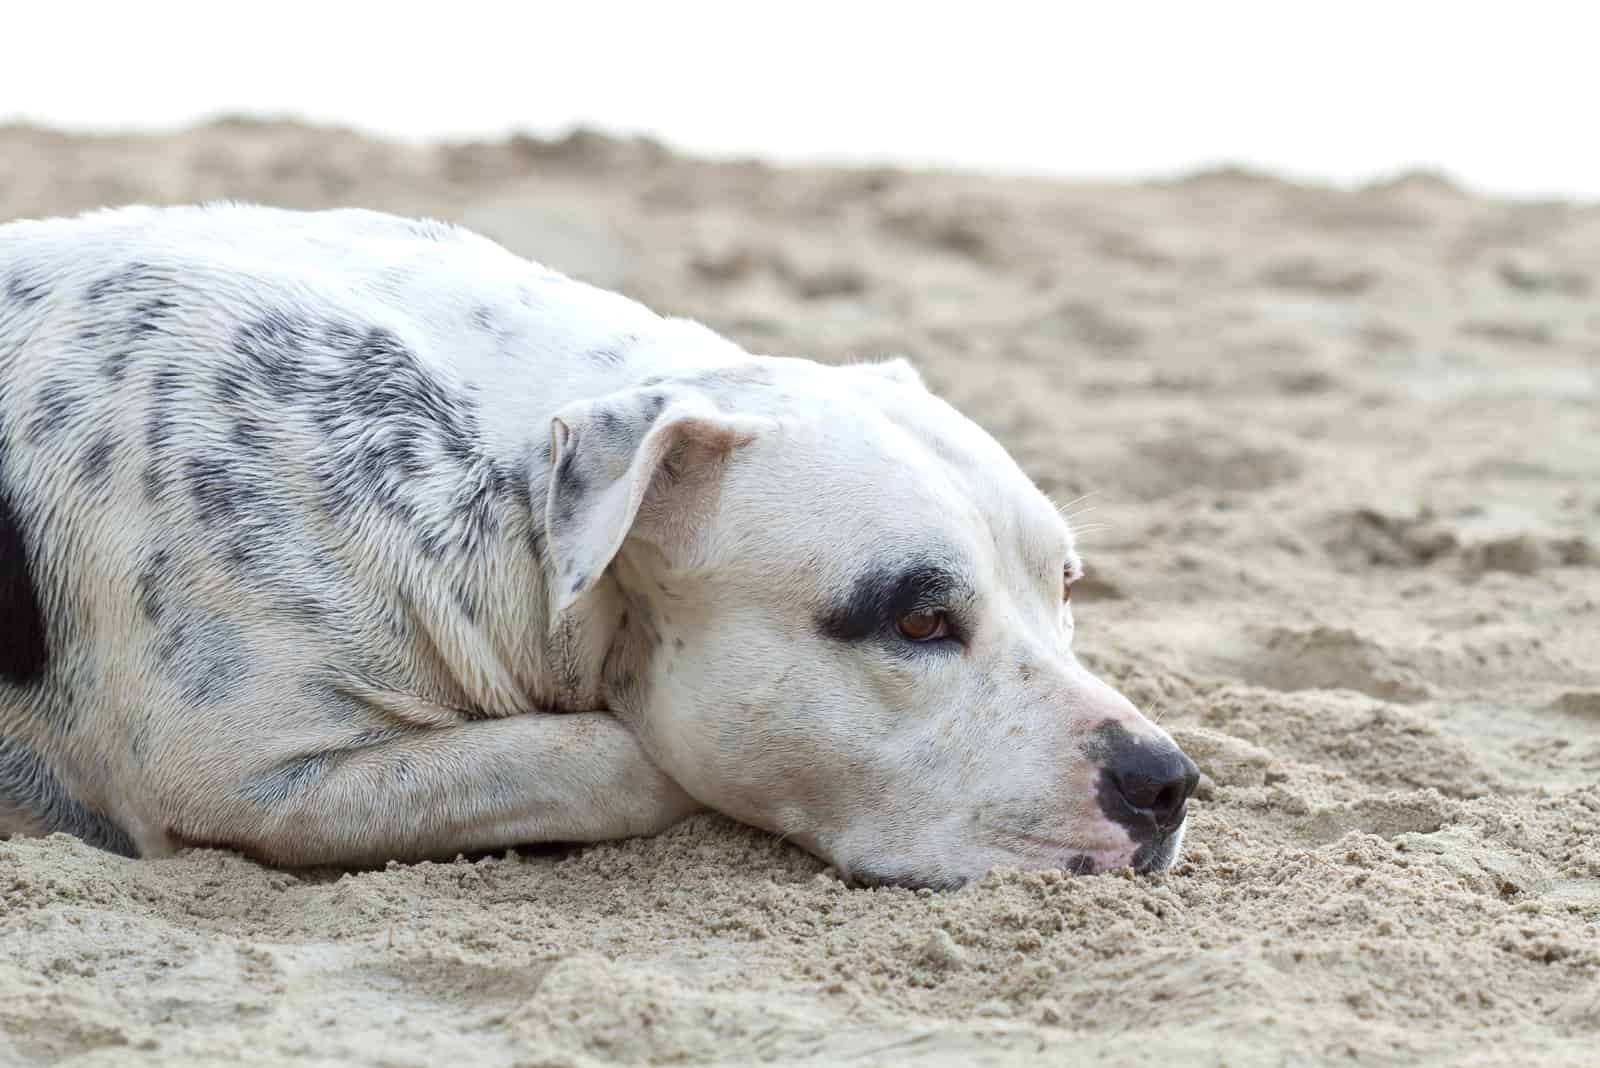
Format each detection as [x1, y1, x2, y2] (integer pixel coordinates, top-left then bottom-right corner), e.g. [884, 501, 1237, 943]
[1132, 830, 1181, 873]
[980, 829, 1130, 876]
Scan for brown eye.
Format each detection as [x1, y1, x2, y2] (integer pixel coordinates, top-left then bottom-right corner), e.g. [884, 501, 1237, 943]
[1063, 567, 1077, 603]
[896, 609, 949, 642]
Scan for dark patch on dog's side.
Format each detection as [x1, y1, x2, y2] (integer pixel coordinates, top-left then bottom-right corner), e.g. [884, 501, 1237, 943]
[239, 751, 335, 806]
[0, 738, 137, 856]
[452, 579, 480, 624]
[153, 610, 251, 706]
[140, 461, 167, 505]
[0, 438, 50, 686]
[641, 391, 668, 423]
[85, 262, 151, 305]
[26, 379, 85, 444]
[230, 417, 271, 455]
[4, 268, 49, 307]
[184, 454, 283, 573]
[80, 263, 180, 382]
[77, 430, 117, 491]
[277, 591, 328, 625]
[815, 557, 972, 648]
[585, 333, 639, 367]
[134, 550, 173, 623]
[143, 365, 186, 468]
[231, 314, 501, 560]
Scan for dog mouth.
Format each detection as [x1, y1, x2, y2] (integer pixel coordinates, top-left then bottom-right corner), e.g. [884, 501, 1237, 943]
[839, 824, 1184, 890]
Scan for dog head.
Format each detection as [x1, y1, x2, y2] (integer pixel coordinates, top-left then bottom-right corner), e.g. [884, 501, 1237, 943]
[544, 349, 1198, 889]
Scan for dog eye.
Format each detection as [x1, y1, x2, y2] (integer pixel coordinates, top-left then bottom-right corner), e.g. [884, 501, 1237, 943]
[1063, 565, 1078, 603]
[896, 609, 949, 642]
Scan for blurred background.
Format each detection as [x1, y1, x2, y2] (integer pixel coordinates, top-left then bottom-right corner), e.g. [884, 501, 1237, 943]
[5, 0, 1596, 200]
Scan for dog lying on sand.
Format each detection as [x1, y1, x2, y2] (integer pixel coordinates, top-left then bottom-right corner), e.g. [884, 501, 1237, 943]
[0, 204, 1197, 889]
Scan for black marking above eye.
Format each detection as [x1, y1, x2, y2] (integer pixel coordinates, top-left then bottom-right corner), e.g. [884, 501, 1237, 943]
[816, 558, 970, 648]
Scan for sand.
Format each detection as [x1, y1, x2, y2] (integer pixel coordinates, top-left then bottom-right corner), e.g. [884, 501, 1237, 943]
[1, 119, 1597, 1067]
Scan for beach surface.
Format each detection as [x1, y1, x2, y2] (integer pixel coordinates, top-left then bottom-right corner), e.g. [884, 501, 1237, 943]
[1, 120, 1597, 1066]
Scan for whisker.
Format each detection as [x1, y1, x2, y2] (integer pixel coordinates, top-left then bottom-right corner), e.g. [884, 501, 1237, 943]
[1054, 490, 1103, 521]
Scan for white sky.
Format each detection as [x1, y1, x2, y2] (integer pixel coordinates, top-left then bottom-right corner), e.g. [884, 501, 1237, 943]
[4, 1, 1597, 200]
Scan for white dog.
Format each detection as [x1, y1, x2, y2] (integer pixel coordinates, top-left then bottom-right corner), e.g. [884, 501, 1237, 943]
[0, 204, 1196, 888]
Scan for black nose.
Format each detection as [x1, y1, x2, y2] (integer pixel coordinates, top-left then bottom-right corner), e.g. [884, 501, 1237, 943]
[1101, 738, 1200, 833]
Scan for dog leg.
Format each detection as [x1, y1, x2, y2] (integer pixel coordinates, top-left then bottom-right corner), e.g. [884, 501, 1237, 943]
[199, 709, 703, 867]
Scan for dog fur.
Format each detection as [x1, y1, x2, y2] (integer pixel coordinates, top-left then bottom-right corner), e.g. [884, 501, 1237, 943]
[0, 204, 1195, 888]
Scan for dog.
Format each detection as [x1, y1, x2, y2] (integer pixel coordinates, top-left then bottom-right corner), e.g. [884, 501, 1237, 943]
[0, 203, 1197, 889]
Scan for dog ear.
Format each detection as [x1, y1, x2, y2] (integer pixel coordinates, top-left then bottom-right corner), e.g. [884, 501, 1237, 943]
[544, 386, 767, 616]
[851, 356, 925, 390]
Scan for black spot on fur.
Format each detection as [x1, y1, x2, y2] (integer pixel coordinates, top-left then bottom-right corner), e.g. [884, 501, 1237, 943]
[0, 739, 136, 856]
[153, 611, 250, 706]
[79, 264, 179, 382]
[641, 392, 667, 422]
[815, 557, 971, 648]
[230, 417, 271, 454]
[184, 455, 281, 572]
[144, 365, 185, 457]
[452, 580, 480, 624]
[77, 430, 116, 490]
[4, 269, 49, 306]
[585, 335, 638, 367]
[0, 455, 50, 686]
[230, 314, 497, 558]
[140, 461, 167, 504]
[26, 380, 85, 444]
[238, 751, 334, 806]
[135, 550, 172, 623]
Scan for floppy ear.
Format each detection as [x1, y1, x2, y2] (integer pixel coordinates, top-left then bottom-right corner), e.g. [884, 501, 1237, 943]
[851, 356, 925, 390]
[544, 386, 767, 616]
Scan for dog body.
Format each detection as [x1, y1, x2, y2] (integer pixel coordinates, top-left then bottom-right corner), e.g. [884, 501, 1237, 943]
[0, 204, 1196, 887]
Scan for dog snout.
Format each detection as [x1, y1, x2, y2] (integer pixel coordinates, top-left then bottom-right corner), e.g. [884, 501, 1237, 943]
[1098, 735, 1200, 835]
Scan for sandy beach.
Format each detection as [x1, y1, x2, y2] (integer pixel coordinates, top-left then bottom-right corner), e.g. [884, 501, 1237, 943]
[1, 119, 1597, 1067]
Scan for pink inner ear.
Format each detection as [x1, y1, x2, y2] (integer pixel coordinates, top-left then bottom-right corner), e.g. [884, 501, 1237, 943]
[671, 415, 759, 453]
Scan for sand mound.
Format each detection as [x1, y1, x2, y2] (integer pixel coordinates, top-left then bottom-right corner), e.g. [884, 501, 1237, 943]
[2, 121, 1597, 1066]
